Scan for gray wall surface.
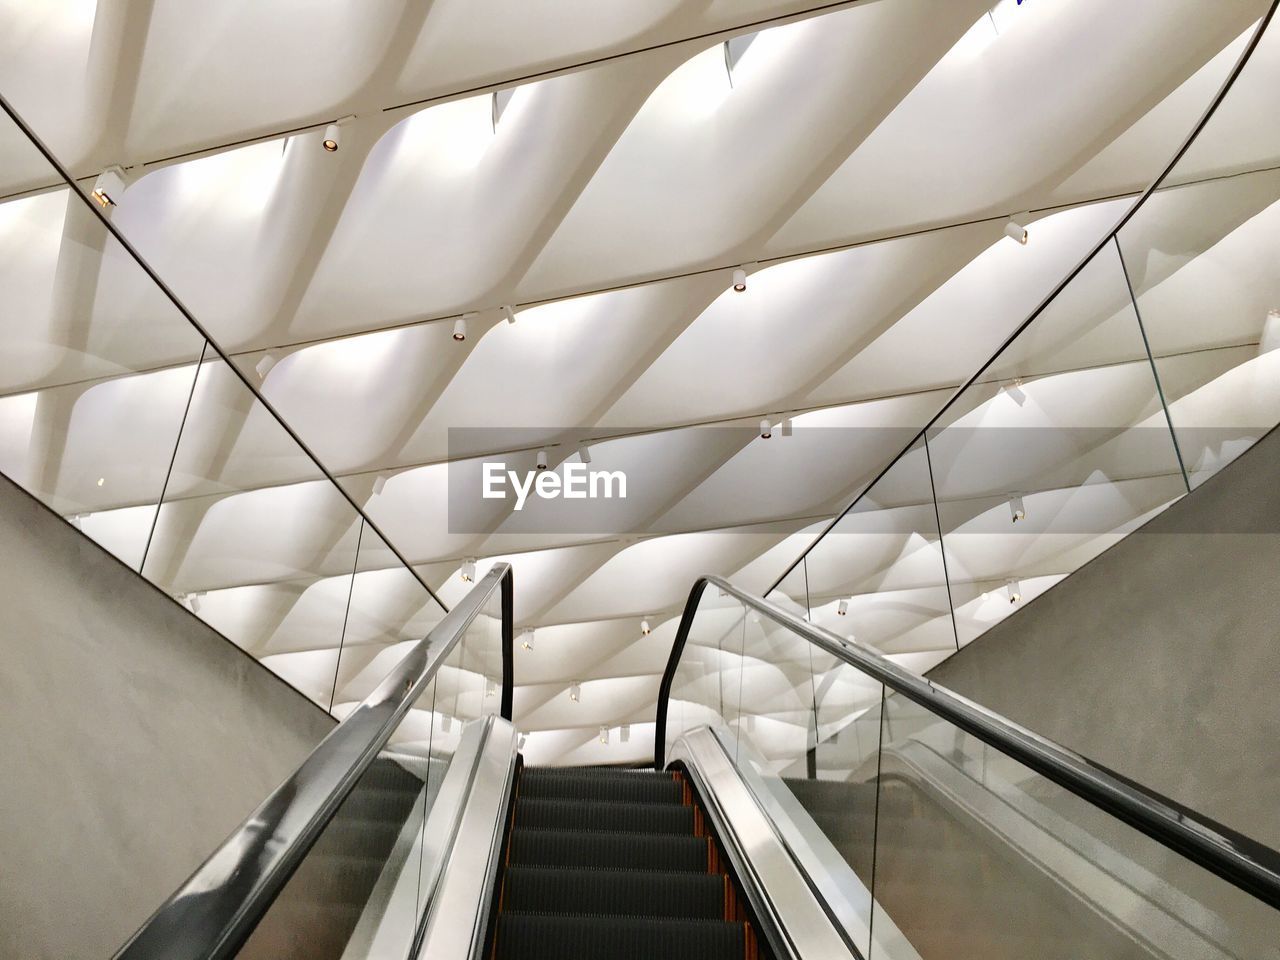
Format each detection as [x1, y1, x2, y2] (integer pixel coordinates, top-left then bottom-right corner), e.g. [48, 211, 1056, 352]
[0, 473, 335, 960]
[929, 426, 1280, 850]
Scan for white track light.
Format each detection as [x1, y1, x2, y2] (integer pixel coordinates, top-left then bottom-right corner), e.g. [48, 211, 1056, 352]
[599, 725, 609, 745]
[760, 418, 772, 440]
[452, 317, 467, 341]
[732, 267, 748, 293]
[780, 418, 793, 438]
[91, 166, 126, 208]
[461, 558, 476, 583]
[518, 733, 527, 749]
[442, 714, 453, 733]
[1004, 213, 1030, 245]
[569, 682, 581, 703]
[322, 123, 340, 152]
[189, 592, 205, 614]
[1006, 578, 1022, 604]
[502, 304, 517, 325]
[485, 677, 497, 698]
[621, 724, 631, 743]
[536, 449, 549, 471]
[1009, 495, 1025, 524]
[640, 618, 651, 636]
[577, 443, 592, 464]
[837, 598, 849, 616]
[371, 474, 387, 496]
[521, 628, 535, 651]
[255, 353, 278, 380]
[1004, 378, 1028, 406]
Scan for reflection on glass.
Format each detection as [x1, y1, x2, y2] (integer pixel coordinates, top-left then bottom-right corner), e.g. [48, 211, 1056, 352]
[928, 245, 1185, 648]
[867, 691, 1279, 960]
[141, 354, 365, 708]
[802, 439, 957, 672]
[0, 111, 207, 569]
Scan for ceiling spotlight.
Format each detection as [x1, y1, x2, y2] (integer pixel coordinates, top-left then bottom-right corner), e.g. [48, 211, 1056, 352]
[1009, 495, 1026, 524]
[1004, 378, 1028, 406]
[640, 618, 651, 636]
[485, 677, 497, 698]
[442, 714, 453, 733]
[502, 304, 517, 325]
[518, 733, 527, 749]
[780, 418, 793, 438]
[599, 725, 609, 745]
[837, 598, 849, 616]
[760, 418, 772, 440]
[322, 123, 341, 153]
[1006, 578, 1022, 604]
[1004, 212, 1030, 245]
[620, 724, 631, 743]
[732, 267, 748, 293]
[521, 628, 535, 651]
[91, 166, 125, 208]
[452, 317, 467, 342]
[68, 514, 83, 530]
[536, 449, 549, 471]
[96, 477, 105, 487]
[461, 558, 477, 583]
[254, 353, 278, 380]
[577, 443, 592, 465]
[569, 681, 581, 703]
[371, 474, 387, 496]
[491, 88, 516, 131]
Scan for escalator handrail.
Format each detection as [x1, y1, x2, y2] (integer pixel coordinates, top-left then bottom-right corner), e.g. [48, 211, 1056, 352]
[113, 562, 515, 960]
[654, 575, 1280, 911]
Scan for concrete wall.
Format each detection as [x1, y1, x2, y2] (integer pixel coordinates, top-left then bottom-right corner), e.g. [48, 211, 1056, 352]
[929, 426, 1280, 850]
[0, 473, 335, 960]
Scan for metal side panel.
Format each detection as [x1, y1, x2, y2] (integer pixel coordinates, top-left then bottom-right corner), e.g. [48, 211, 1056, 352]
[669, 726, 860, 960]
[413, 719, 519, 960]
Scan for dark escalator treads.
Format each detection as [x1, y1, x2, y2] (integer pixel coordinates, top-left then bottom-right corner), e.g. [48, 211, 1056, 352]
[522, 766, 671, 779]
[519, 772, 683, 804]
[508, 828, 709, 872]
[503, 866, 725, 919]
[495, 914, 745, 960]
[514, 798, 695, 835]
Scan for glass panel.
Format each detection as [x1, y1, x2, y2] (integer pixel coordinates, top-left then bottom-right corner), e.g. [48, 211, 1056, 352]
[1116, 8, 1280, 491]
[0, 109, 206, 569]
[234, 574, 504, 960]
[927, 245, 1186, 648]
[867, 690, 1280, 960]
[141, 354, 365, 709]
[662, 587, 748, 763]
[803, 438, 957, 673]
[329, 522, 448, 716]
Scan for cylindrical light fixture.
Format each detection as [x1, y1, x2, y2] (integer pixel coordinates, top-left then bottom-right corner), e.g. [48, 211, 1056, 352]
[837, 598, 849, 616]
[452, 317, 467, 341]
[599, 725, 609, 745]
[536, 449, 549, 471]
[640, 618, 651, 636]
[577, 443, 592, 464]
[1004, 212, 1030, 245]
[759, 418, 772, 439]
[1006, 578, 1022, 604]
[1009, 495, 1026, 524]
[322, 123, 341, 152]
[569, 682, 581, 703]
[732, 267, 748, 292]
[502, 305, 517, 325]
[461, 558, 476, 582]
[521, 628, 535, 651]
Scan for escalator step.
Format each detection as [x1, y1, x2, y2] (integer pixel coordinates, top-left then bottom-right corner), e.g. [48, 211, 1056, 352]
[522, 766, 672, 780]
[495, 913, 744, 960]
[502, 867, 724, 920]
[508, 829, 709, 872]
[520, 773, 683, 805]
[514, 799, 694, 835]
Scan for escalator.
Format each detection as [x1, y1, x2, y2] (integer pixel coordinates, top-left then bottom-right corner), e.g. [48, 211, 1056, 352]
[108, 566, 1280, 960]
[493, 766, 760, 960]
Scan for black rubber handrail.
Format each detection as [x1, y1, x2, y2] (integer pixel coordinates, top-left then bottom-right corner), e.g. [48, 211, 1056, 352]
[113, 563, 515, 960]
[654, 575, 1280, 912]
[764, 0, 1279, 597]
